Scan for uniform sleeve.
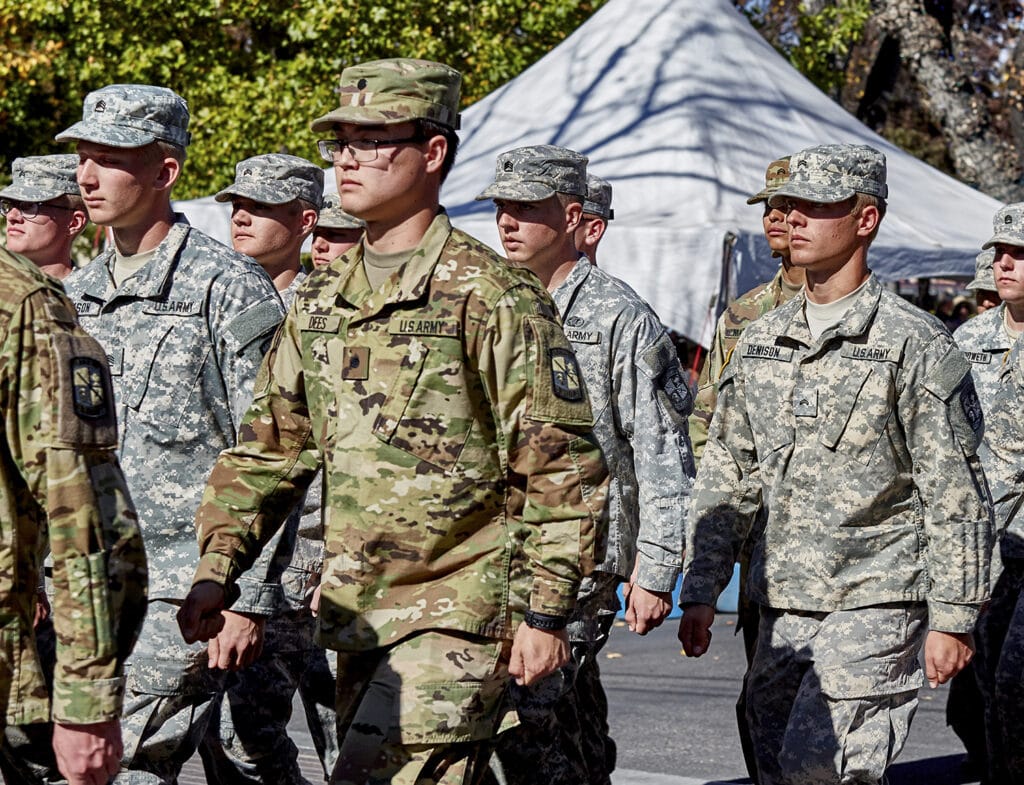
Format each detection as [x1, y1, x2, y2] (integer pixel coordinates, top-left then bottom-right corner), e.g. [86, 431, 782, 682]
[900, 334, 994, 632]
[477, 288, 609, 617]
[679, 352, 762, 607]
[5, 290, 147, 724]
[203, 268, 291, 609]
[615, 320, 695, 592]
[207, 268, 286, 431]
[688, 310, 730, 467]
[192, 302, 321, 604]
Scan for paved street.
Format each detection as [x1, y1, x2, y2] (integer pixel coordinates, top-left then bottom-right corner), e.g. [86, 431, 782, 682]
[183, 612, 981, 784]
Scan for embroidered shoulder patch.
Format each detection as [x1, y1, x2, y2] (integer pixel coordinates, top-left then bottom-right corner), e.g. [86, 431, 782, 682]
[71, 356, 109, 419]
[550, 348, 585, 401]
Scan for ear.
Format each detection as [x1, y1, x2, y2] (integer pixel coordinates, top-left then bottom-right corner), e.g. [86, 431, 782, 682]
[299, 209, 319, 239]
[585, 217, 606, 246]
[423, 135, 448, 176]
[855, 204, 880, 237]
[152, 155, 181, 193]
[565, 200, 584, 233]
[67, 209, 89, 238]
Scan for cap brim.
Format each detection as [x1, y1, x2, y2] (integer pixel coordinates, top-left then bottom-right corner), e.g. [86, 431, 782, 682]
[474, 181, 556, 202]
[982, 232, 1024, 250]
[55, 121, 156, 148]
[745, 187, 773, 205]
[0, 184, 68, 202]
[768, 182, 856, 208]
[965, 277, 996, 291]
[316, 217, 365, 230]
[214, 181, 298, 205]
[310, 108, 409, 133]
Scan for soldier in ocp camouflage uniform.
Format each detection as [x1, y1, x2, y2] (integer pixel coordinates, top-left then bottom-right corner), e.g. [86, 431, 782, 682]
[199, 152, 337, 785]
[689, 157, 804, 465]
[56, 84, 285, 784]
[311, 194, 364, 268]
[478, 148, 694, 785]
[177, 58, 608, 785]
[0, 245, 147, 785]
[679, 144, 993, 785]
[1, 154, 89, 280]
[956, 203, 1024, 785]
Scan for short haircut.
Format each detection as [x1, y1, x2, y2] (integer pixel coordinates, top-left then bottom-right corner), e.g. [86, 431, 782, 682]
[417, 119, 459, 183]
[854, 192, 887, 242]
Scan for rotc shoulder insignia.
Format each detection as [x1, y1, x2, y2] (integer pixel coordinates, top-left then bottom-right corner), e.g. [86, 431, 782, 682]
[71, 356, 109, 418]
[550, 348, 584, 401]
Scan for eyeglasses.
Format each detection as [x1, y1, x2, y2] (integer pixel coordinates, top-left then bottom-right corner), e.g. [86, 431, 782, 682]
[0, 199, 73, 220]
[316, 135, 425, 164]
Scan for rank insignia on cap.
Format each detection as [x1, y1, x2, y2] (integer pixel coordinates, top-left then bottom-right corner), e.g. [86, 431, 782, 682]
[71, 357, 109, 418]
[1006, 215, 1014, 225]
[503, 160, 514, 172]
[549, 348, 584, 401]
[94, 100, 106, 113]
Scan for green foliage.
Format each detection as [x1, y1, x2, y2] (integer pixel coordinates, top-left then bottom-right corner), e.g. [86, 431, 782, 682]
[0, 1, 606, 198]
[737, 0, 871, 98]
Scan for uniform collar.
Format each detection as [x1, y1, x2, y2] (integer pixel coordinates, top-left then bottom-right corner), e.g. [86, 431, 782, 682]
[88, 216, 192, 303]
[551, 255, 593, 313]
[780, 272, 882, 349]
[336, 210, 452, 311]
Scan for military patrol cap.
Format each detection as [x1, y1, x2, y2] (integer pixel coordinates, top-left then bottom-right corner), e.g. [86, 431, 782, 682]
[56, 84, 190, 149]
[769, 144, 888, 206]
[982, 203, 1024, 250]
[746, 156, 791, 205]
[215, 154, 324, 209]
[582, 174, 614, 220]
[475, 145, 588, 202]
[311, 58, 461, 132]
[966, 249, 997, 291]
[0, 155, 80, 202]
[316, 194, 365, 230]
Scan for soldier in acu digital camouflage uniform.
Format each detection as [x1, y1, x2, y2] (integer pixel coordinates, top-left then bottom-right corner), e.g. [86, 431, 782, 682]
[572, 174, 613, 265]
[954, 203, 1024, 785]
[55, 84, 285, 784]
[311, 194, 364, 269]
[0, 245, 147, 785]
[199, 152, 338, 785]
[478, 148, 694, 785]
[1, 154, 89, 280]
[678, 143, 993, 785]
[177, 58, 608, 785]
[966, 248, 1001, 315]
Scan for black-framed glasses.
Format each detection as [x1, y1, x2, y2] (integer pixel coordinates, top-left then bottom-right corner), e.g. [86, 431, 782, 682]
[316, 136, 425, 164]
[0, 199, 73, 220]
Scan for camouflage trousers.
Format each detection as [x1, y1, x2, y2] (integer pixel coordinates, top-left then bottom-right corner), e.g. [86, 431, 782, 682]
[973, 556, 1024, 785]
[330, 630, 514, 785]
[198, 608, 339, 785]
[747, 604, 926, 785]
[488, 573, 621, 785]
[117, 599, 229, 784]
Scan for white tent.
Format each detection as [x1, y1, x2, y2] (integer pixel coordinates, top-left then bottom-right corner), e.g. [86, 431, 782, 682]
[176, 0, 1001, 345]
[439, 0, 1001, 345]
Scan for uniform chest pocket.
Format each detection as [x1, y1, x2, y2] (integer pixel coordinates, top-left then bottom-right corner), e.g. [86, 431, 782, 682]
[122, 319, 211, 436]
[371, 337, 477, 472]
[819, 364, 895, 466]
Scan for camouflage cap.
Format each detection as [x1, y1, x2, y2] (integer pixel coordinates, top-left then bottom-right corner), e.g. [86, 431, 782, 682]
[982, 203, 1024, 250]
[0, 154, 80, 202]
[56, 84, 190, 149]
[475, 145, 588, 202]
[582, 174, 614, 220]
[316, 194, 365, 230]
[769, 144, 888, 206]
[746, 156, 791, 205]
[966, 249, 997, 292]
[214, 154, 324, 208]
[310, 58, 461, 132]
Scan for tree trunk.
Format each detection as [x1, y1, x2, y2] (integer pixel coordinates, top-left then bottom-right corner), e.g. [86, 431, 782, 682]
[872, 0, 1022, 202]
